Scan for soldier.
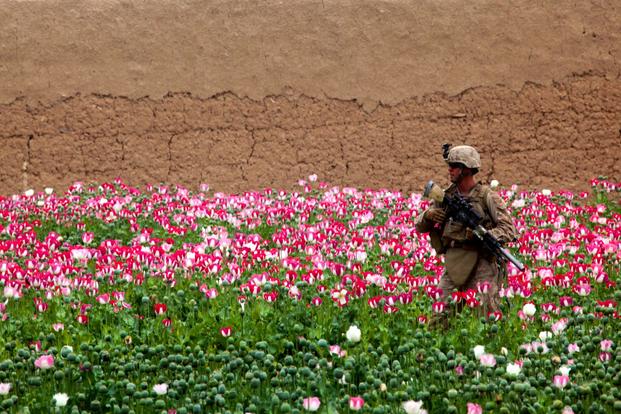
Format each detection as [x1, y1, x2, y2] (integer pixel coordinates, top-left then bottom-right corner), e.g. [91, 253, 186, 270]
[415, 145, 518, 318]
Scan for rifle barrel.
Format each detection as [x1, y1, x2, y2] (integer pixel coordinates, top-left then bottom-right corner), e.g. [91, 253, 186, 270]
[476, 226, 526, 271]
[498, 246, 525, 271]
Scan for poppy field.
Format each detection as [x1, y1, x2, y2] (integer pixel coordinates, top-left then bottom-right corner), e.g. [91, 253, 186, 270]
[0, 176, 619, 414]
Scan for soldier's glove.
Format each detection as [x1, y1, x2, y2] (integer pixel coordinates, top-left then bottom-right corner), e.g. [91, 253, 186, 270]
[425, 208, 446, 224]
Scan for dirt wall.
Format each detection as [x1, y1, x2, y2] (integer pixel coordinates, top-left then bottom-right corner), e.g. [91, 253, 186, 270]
[1, 0, 620, 195]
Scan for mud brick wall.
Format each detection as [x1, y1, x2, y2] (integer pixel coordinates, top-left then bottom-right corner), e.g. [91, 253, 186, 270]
[1, 0, 620, 195]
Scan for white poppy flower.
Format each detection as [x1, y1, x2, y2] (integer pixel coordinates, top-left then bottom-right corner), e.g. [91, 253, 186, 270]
[473, 345, 486, 359]
[346, 325, 361, 342]
[53, 393, 69, 407]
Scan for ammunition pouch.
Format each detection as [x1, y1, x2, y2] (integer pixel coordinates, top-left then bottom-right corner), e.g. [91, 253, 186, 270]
[445, 247, 479, 286]
[429, 232, 444, 253]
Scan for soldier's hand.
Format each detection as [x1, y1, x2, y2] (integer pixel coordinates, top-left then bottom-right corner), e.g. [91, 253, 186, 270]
[425, 208, 446, 224]
[465, 227, 474, 240]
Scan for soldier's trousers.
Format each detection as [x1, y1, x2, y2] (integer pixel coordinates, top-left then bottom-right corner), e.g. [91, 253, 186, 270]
[438, 256, 503, 316]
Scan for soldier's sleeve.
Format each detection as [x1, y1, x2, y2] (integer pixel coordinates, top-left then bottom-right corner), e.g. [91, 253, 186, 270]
[415, 199, 445, 234]
[415, 204, 445, 254]
[486, 191, 518, 244]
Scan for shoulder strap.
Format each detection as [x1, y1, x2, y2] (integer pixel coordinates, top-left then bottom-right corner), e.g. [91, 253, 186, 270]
[479, 184, 497, 224]
[480, 185, 491, 205]
[475, 183, 492, 216]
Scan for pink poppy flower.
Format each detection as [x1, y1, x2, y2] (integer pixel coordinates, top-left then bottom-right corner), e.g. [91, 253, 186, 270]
[573, 284, 591, 296]
[34, 355, 55, 370]
[487, 311, 502, 321]
[152, 383, 168, 395]
[479, 354, 496, 367]
[599, 352, 611, 362]
[432, 301, 446, 313]
[349, 396, 364, 410]
[600, 339, 613, 351]
[82, 232, 94, 245]
[467, 402, 483, 414]
[311, 297, 322, 306]
[96, 293, 110, 304]
[303, 396, 321, 411]
[477, 281, 490, 294]
[204, 288, 218, 299]
[553, 375, 569, 389]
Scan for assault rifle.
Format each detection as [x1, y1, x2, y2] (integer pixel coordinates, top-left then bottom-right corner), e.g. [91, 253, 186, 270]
[423, 180, 525, 271]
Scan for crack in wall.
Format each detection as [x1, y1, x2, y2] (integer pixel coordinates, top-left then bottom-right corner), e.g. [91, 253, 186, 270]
[341, 140, 350, 180]
[79, 138, 87, 178]
[483, 112, 496, 183]
[116, 136, 126, 162]
[22, 134, 33, 191]
[247, 129, 256, 162]
[487, 150, 496, 184]
[167, 134, 176, 178]
[241, 129, 257, 183]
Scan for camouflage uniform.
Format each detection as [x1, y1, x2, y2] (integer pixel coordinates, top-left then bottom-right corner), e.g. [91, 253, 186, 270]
[416, 182, 517, 315]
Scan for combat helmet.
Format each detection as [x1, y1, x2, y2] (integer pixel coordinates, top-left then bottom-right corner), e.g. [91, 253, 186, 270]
[443, 145, 481, 169]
